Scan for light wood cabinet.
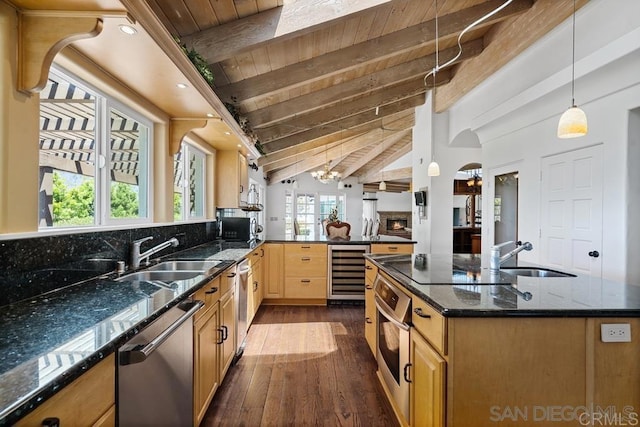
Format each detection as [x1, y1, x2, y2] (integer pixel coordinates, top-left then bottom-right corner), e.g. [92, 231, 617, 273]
[194, 299, 220, 425]
[263, 243, 284, 299]
[219, 283, 236, 381]
[15, 354, 115, 427]
[410, 330, 445, 427]
[283, 244, 327, 302]
[364, 260, 377, 357]
[193, 276, 221, 426]
[215, 150, 248, 208]
[248, 256, 262, 323]
[370, 243, 414, 254]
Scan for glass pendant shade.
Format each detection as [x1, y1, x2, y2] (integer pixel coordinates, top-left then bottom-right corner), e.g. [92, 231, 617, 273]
[310, 163, 340, 184]
[337, 180, 345, 189]
[378, 181, 387, 191]
[428, 161, 440, 176]
[557, 106, 588, 138]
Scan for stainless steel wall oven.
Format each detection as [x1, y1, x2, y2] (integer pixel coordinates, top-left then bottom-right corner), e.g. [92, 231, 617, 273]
[374, 272, 411, 421]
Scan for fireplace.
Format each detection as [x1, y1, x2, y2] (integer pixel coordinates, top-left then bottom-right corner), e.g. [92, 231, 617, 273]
[387, 218, 408, 231]
[377, 211, 412, 238]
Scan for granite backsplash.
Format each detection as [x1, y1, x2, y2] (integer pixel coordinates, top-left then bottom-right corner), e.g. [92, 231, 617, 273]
[0, 221, 219, 307]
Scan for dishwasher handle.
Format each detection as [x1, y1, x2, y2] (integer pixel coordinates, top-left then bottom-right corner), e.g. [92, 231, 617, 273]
[120, 300, 204, 366]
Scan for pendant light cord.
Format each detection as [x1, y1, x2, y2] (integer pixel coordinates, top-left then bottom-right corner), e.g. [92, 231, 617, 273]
[571, 0, 576, 107]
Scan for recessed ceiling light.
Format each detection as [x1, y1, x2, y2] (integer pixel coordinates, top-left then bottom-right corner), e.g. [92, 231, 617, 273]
[206, 113, 214, 118]
[237, 144, 241, 148]
[176, 83, 188, 89]
[119, 24, 137, 35]
[224, 131, 231, 135]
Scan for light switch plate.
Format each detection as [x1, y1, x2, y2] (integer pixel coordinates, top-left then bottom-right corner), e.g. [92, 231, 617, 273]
[600, 323, 631, 342]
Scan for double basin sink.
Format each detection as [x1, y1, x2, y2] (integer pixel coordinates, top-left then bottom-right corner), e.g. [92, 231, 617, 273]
[116, 260, 223, 283]
[501, 267, 576, 278]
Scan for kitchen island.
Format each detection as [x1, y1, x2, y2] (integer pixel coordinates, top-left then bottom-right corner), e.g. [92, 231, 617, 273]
[365, 253, 640, 426]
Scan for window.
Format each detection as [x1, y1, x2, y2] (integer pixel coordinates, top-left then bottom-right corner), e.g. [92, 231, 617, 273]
[174, 143, 206, 221]
[283, 190, 346, 238]
[39, 68, 152, 228]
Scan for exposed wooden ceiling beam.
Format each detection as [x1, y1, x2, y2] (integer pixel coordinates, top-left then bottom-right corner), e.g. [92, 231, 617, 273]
[256, 73, 447, 143]
[181, 0, 395, 64]
[437, 0, 587, 112]
[363, 182, 410, 193]
[215, 0, 532, 102]
[262, 139, 345, 173]
[246, 39, 483, 128]
[358, 142, 413, 182]
[340, 128, 411, 179]
[261, 94, 424, 152]
[361, 166, 413, 184]
[257, 109, 414, 166]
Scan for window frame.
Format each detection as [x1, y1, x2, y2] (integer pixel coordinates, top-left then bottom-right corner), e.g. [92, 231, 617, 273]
[174, 142, 207, 222]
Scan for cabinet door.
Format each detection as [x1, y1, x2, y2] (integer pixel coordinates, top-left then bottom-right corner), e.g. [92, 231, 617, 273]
[194, 304, 220, 425]
[238, 152, 248, 203]
[364, 263, 377, 356]
[15, 354, 115, 427]
[370, 243, 414, 254]
[410, 331, 446, 427]
[249, 260, 262, 321]
[219, 289, 236, 380]
[263, 243, 284, 299]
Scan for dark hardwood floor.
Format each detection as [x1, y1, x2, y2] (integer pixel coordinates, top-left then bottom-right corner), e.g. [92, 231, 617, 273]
[203, 305, 399, 427]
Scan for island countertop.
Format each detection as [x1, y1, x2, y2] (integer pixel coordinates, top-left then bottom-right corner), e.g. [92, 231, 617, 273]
[365, 253, 640, 317]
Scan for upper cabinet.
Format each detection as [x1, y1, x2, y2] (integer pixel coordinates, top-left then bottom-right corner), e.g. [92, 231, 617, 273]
[215, 150, 248, 208]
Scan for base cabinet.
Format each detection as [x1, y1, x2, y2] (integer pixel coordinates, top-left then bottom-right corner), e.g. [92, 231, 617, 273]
[219, 285, 236, 380]
[263, 243, 284, 299]
[193, 297, 220, 425]
[364, 260, 377, 356]
[410, 330, 445, 427]
[14, 354, 115, 427]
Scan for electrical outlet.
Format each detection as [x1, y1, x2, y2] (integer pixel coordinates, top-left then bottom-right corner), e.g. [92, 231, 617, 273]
[600, 323, 631, 343]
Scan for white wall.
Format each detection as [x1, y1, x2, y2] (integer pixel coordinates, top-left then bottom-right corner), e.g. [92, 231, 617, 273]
[376, 191, 412, 212]
[264, 173, 364, 238]
[414, 0, 640, 282]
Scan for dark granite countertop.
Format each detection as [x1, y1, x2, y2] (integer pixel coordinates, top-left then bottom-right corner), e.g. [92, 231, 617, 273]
[0, 241, 253, 426]
[265, 234, 416, 244]
[366, 253, 640, 317]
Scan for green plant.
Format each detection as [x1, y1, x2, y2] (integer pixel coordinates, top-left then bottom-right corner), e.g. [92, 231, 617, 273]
[174, 37, 214, 87]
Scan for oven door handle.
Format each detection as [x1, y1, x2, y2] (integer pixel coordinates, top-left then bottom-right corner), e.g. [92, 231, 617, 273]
[375, 296, 410, 331]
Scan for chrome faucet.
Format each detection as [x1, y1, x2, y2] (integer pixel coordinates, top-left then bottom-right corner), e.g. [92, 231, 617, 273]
[130, 236, 179, 269]
[490, 240, 533, 273]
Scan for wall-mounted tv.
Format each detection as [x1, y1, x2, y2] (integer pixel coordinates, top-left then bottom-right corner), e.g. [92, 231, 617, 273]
[414, 190, 427, 206]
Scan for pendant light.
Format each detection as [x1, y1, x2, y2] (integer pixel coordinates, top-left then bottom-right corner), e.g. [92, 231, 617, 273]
[379, 180, 387, 191]
[427, 0, 441, 176]
[557, 0, 587, 138]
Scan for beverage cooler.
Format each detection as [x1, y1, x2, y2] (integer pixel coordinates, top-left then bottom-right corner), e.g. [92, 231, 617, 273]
[327, 245, 370, 300]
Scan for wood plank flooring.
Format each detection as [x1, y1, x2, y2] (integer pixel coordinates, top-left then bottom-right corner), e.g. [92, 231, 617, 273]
[203, 305, 399, 426]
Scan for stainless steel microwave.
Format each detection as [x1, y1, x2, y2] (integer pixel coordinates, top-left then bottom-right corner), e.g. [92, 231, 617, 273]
[220, 217, 251, 241]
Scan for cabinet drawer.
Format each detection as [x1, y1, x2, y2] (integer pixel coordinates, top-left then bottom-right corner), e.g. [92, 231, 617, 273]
[220, 266, 236, 295]
[411, 296, 447, 355]
[371, 243, 413, 254]
[284, 277, 327, 299]
[284, 253, 327, 277]
[192, 277, 221, 319]
[247, 248, 263, 267]
[15, 354, 115, 427]
[285, 244, 327, 256]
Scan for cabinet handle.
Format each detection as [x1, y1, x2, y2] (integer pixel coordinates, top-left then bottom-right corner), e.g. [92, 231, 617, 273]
[300, 279, 311, 283]
[388, 246, 398, 250]
[589, 250, 600, 258]
[301, 257, 311, 261]
[365, 317, 372, 324]
[365, 285, 373, 290]
[414, 307, 431, 318]
[261, 248, 265, 257]
[253, 282, 258, 291]
[240, 184, 244, 193]
[205, 287, 218, 294]
[217, 328, 224, 345]
[404, 363, 412, 383]
[365, 265, 373, 270]
[42, 418, 60, 427]
[227, 272, 236, 278]
[301, 245, 311, 249]
[221, 325, 228, 341]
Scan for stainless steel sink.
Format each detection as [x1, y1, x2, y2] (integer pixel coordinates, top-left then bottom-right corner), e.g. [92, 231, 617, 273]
[501, 268, 576, 278]
[147, 260, 222, 272]
[116, 270, 202, 282]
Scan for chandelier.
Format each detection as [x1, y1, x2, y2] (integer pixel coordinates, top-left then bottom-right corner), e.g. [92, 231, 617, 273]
[311, 163, 341, 184]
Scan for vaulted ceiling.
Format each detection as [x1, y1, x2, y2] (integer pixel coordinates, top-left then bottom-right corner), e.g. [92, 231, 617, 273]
[146, 0, 585, 191]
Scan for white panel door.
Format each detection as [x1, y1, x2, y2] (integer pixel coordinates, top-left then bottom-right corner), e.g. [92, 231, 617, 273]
[540, 145, 603, 277]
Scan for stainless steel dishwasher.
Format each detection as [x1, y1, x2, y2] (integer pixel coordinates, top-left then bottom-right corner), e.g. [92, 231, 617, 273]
[118, 299, 203, 427]
[235, 258, 250, 360]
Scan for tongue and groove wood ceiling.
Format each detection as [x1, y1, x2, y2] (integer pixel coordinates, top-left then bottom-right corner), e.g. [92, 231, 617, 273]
[146, 0, 583, 189]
